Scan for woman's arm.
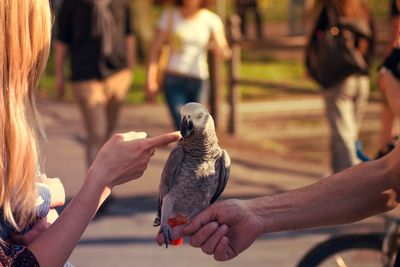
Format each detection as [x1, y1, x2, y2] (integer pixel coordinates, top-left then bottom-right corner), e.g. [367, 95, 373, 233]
[146, 29, 169, 101]
[125, 34, 136, 69]
[38, 174, 65, 208]
[211, 29, 231, 59]
[29, 174, 109, 267]
[28, 131, 180, 267]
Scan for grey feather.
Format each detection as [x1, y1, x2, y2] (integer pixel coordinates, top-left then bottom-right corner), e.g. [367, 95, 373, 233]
[210, 149, 230, 204]
[154, 103, 231, 246]
[153, 144, 184, 227]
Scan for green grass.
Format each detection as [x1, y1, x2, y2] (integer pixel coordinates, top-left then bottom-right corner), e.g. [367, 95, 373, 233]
[239, 60, 317, 100]
[39, 57, 317, 104]
[39, 52, 381, 104]
[38, 54, 148, 104]
[255, 0, 389, 22]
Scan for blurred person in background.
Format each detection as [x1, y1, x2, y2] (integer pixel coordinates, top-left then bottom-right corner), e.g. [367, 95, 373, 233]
[288, 0, 308, 36]
[55, 0, 135, 168]
[306, 0, 375, 173]
[146, 0, 231, 130]
[234, 0, 263, 40]
[0, 0, 180, 265]
[377, 0, 400, 158]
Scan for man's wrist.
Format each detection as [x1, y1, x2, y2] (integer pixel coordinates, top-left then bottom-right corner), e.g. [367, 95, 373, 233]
[245, 198, 271, 235]
[246, 196, 296, 234]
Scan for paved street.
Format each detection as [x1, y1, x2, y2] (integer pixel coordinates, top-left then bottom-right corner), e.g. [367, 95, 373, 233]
[37, 97, 392, 267]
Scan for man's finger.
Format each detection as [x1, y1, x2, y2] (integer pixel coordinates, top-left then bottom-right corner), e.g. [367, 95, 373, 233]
[214, 236, 235, 261]
[145, 132, 181, 149]
[188, 221, 219, 248]
[201, 224, 228, 255]
[156, 225, 185, 246]
[184, 206, 217, 236]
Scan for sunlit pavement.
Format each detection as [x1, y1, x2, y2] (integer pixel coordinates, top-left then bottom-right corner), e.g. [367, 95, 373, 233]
[37, 97, 394, 267]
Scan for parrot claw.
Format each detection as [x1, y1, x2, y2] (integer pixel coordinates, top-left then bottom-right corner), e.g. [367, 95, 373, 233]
[162, 225, 173, 248]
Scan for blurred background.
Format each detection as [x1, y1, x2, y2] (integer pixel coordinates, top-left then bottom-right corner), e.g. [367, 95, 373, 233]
[39, 0, 394, 266]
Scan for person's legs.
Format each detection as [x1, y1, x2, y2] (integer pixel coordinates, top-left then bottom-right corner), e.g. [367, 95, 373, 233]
[377, 71, 400, 156]
[353, 76, 370, 131]
[381, 72, 400, 122]
[104, 69, 132, 139]
[163, 74, 188, 130]
[198, 80, 210, 106]
[323, 76, 362, 173]
[236, 6, 247, 38]
[288, 0, 305, 36]
[186, 76, 204, 103]
[72, 80, 107, 167]
[251, 4, 263, 40]
[379, 103, 397, 149]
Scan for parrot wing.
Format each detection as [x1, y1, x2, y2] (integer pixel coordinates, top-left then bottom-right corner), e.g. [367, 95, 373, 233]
[210, 149, 231, 205]
[153, 144, 184, 227]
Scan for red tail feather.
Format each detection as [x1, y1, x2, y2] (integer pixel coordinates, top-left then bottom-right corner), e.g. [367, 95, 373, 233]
[168, 214, 188, 246]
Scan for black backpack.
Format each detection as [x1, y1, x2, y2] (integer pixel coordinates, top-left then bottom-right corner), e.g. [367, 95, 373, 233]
[305, 5, 374, 88]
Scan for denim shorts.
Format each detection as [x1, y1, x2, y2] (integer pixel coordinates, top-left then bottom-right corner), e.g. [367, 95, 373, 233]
[163, 73, 206, 130]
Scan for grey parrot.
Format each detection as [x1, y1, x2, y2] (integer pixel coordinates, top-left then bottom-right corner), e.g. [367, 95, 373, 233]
[153, 102, 231, 247]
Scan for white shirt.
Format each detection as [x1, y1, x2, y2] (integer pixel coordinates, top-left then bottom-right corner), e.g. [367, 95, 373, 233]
[158, 8, 224, 79]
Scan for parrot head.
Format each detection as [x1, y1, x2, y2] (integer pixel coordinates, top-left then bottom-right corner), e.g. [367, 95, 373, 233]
[180, 102, 213, 139]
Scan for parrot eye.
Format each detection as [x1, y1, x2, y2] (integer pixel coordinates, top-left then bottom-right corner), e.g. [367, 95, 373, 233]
[198, 113, 204, 119]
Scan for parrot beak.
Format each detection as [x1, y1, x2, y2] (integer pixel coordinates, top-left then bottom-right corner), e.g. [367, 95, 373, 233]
[180, 117, 194, 138]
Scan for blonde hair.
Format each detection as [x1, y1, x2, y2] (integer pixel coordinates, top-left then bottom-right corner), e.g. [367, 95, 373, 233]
[0, 0, 51, 234]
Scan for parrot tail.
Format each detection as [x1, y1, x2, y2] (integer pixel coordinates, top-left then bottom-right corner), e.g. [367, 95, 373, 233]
[167, 214, 188, 246]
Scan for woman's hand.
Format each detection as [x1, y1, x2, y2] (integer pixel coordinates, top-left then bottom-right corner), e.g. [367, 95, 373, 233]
[88, 131, 180, 190]
[146, 80, 159, 103]
[38, 174, 66, 208]
[10, 208, 60, 246]
[212, 29, 231, 60]
[216, 46, 232, 60]
[146, 29, 169, 103]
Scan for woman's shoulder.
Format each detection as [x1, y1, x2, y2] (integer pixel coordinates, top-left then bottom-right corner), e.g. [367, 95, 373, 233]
[199, 9, 220, 19]
[158, 7, 179, 28]
[160, 7, 178, 17]
[199, 9, 223, 25]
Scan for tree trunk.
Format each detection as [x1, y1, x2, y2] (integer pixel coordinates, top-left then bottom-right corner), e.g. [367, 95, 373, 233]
[131, 0, 155, 62]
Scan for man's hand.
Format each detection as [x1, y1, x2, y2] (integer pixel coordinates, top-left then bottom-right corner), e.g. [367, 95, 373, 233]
[183, 199, 264, 261]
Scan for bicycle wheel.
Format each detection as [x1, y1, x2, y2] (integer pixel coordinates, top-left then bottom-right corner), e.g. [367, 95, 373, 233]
[297, 233, 384, 267]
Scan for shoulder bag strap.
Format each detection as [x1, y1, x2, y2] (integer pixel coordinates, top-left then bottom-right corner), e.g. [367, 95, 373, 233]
[165, 8, 174, 45]
[325, 4, 339, 29]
